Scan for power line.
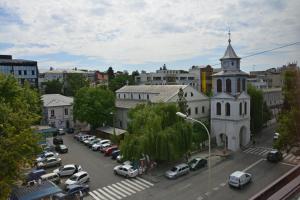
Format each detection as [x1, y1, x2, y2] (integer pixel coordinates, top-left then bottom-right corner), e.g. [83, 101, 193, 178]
[210, 41, 300, 67]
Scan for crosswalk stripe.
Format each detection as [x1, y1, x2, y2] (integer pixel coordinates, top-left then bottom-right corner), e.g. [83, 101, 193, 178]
[251, 148, 263, 154]
[89, 191, 101, 200]
[282, 153, 287, 157]
[103, 187, 122, 199]
[132, 179, 150, 188]
[125, 179, 146, 190]
[98, 188, 117, 200]
[258, 150, 268, 156]
[284, 154, 293, 160]
[116, 182, 136, 194]
[107, 185, 127, 198]
[136, 177, 154, 186]
[288, 155, 296, 162]
[121, 180, 142, 192]
[244, 148, 254, 153]
[93, 190, 107, 200]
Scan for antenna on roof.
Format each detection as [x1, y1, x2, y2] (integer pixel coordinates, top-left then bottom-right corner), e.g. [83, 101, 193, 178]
[228, 27, 231, 44]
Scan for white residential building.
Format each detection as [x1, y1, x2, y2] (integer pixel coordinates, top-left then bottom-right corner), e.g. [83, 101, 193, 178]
[210, 36, 251, 151]
[115, 85, 209, 129]
[41, 94, 74, 129]
[262, 88, 283, 118]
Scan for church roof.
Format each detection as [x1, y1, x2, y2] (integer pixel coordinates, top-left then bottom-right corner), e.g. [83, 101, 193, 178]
[220, 43, 240, 60]
[213, 70, 248, 77]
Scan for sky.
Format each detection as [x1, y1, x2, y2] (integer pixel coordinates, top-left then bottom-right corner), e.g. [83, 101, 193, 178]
[0, 0, 299, 73]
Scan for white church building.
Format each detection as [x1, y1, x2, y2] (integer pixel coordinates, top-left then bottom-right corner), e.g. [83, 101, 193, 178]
[210, 36, 251, 151]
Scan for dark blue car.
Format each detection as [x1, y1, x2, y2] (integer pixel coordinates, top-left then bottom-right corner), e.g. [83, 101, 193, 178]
[111, 150, 121, 160]
[53, 184, 89, 200]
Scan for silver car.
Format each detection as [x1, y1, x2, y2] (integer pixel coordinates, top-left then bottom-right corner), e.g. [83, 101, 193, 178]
[53, 164, 82, 177]
[165, 163, 190, 179]
[37, 157, 62, 169]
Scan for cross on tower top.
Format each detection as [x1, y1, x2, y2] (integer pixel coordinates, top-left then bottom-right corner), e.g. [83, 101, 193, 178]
[228, 28, 231, 44]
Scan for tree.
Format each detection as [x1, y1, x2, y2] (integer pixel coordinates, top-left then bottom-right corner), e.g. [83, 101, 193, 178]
[44, 79, 63, 94]
[0, 75, 42, 199]
[248, 84, 264, 133]
[177, 88, 188, 114]
[63, 73, 90, 96]
[120, 103, 193, 163]
[107, 67, 115, 81]
[108, 74, 134, 92]
[73, 87, 115, 130]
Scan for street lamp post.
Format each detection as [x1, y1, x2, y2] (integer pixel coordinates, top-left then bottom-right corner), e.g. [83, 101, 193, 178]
[176, 112, 211, 194]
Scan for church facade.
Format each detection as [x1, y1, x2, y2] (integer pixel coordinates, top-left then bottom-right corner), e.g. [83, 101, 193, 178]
[210, 36, 251, 151]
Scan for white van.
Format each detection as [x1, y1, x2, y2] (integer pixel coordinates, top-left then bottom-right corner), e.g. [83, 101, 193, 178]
[228, 171, 252, 188]
[40, 172, 60, 184]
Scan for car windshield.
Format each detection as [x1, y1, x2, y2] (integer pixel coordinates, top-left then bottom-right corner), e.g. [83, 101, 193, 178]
[69, 175, 78, 181]
[189, 159, 197, 164]
[170, 167, 178, 172]
[58, 166, 64, 170]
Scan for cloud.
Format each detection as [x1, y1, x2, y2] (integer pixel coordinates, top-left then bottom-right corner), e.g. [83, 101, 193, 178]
[0, 0, 299, 72]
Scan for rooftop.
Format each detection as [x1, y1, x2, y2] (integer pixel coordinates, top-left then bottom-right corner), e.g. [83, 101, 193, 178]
[42, 94, 73, 107]
[0, 55, 37, 66]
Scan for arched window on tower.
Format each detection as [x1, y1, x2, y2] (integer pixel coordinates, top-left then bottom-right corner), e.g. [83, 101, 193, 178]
[244, 102, 247, 115]
[242, 79, 246, 91]
[225, 103, 231, 116]
[239, 102, 242, 115]
[226, 79, 232, 93]
[217, 79, 222, 92]
[237, 78, 241, 93]
[216, 102, 221, 115]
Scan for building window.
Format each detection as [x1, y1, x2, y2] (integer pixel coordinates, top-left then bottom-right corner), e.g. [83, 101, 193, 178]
[217, 79, 222, 92]
[202, 106, 205, 113]
[237, 78, 241, 92]
[120, 121, 123, 128]
[191, 92, 193, 97]
[18, 70, 22, 75]
[195, 107, 198, 115]
[50, 110, 55, 117]
[123, 94, 126, 98]
[244, 102, 247, 115]
[184, 93, 187, 97]
[64, 108, 68, 115]
[225, 103, 231, 116]
[131, 94, 133, 99]
[24, 70, 27, 75]
[32, 70, 35, 75]
[147, 94, 149, 100]
[226, 79, 232, 93]
[216, 103, 221, 115]
[239, 102, 242, 115]
[118, 94, 120, 99]
[139, 94, 141, 99]
[187, 108, 191, 116]
[242, 79, 246, 91]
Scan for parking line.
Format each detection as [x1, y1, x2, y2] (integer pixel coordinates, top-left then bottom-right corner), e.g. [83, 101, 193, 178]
[131, 179, 150, 188]
[107, 185, 128, 198]
[279, 162, 296, 167]
[93, 190, 107, 200]
[125, 179, 146, 190]
[136, 177, 154, 186]
[98, 188, 117, 200]
[89, 191, 101, 200]
[242, 158, 265, 172]
[102, 187, 122, 200]
[115, 182, 136, 194]
[121, 180, 142, 192]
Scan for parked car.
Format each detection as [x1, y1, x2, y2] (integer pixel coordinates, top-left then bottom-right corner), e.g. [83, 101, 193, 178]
[53, 184, 89, 200]
[36, 151, 58, 163]
[267, 150, 283, 162]
[67, 128, 75, 134]
[111, 150, 121, 160]
[58, 128, 65, 135]
[65, 171, 90, 187]
[100, 143, 112, 153]
[55, 144, 68, 153]
[54, 164, 82, 177]
[74, 133, 84, 140]
[37, 157, 62, 169]
[116, 155, 124, 163]
[88, 138, 101, 148]
[273, 132, 280, 141]
[188, 157, 207, 171]
[228, 171, 252, 188]
[104, 145, 118, 156]
[83, 136, 96, 145]
[25, 169, 46, 183]
[114, 164, 139, 178]
[79, 135, 93, 143]
[40, 172, 60, 184]
[53, 136, 63, 145]
[92, 139, 111, 151]
[165, 163, 190, 179]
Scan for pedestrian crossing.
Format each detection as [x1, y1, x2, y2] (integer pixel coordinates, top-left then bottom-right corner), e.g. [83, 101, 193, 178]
[88, 177, 154, 200]
[243, 146, 300, 164]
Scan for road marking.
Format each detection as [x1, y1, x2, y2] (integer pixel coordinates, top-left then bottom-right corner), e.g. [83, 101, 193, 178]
[111, 183, 132, 196]
[213, 187, 219, 191]
[107, 185, 127, 198]
[282, 153, 287, 157]
[220, 182, 226, 187]
[244, 148, 255, 153]
[98, 188, 117, 200]
[279, 162, 296, 167]
[136, 177, 154, 186]
[103, 187, 122, 200]
[258, 150, 268, 156]
[204, 191, 211, 196]
[89, 191, 101, 200]
[121, 180, 142, 192]
[242, 158, 265, 172]
[116, 182, 136, 194]
[197, 196, 204, 200]
[284, 154, 293, 160]
[179, 183, 191, 191]
[132, 179, 150, 188]
[125, 179, 146, 190]
[93, 190, 107, 200]
[288, 155, 296, 162]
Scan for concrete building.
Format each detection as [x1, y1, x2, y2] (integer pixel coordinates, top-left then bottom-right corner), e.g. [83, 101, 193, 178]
[135, 65, 213, 93]
[262, 88, 283, 118]
[115, 85, 209, 130]
[0, 55, 38, 87]
[41, 94, 74, 129]
[250, 68, 283, 88]
[210, 36, 251, 151]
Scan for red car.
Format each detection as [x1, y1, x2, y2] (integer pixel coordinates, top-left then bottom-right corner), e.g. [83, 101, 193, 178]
[104, 145, 118, 156]
[99, 143, 112, 153]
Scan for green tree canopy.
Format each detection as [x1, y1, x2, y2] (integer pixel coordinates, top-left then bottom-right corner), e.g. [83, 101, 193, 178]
[0, 75, 42, 199]
[64, 73, 90, 96]
[108, 74, 134, 92]
[73, 87, 115, 130]
[121, 103, 193, 163]
[44, 79, 63, 94]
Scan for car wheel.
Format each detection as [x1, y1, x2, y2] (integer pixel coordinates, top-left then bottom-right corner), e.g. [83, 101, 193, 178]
[86, 178, 90, 182]
[125, 174, 129, 178]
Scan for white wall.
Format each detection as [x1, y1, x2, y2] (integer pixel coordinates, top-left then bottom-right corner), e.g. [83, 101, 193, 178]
[45, 105, 74, 129]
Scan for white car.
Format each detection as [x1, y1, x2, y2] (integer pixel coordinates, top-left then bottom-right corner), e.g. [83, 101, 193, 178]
[114, 164, 138, 178]
[53, 164, 82, 177]
[92, 139, 111, 151]
[65, 171, 90, 186]
[36, 152, 58, 163]
[37, 157, 62, 169]
[228, 171, 252, 188]
[83, 136, 96, 145]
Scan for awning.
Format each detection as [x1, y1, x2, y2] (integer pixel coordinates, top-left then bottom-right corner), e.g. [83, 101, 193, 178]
[96, 126, 127, 136]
